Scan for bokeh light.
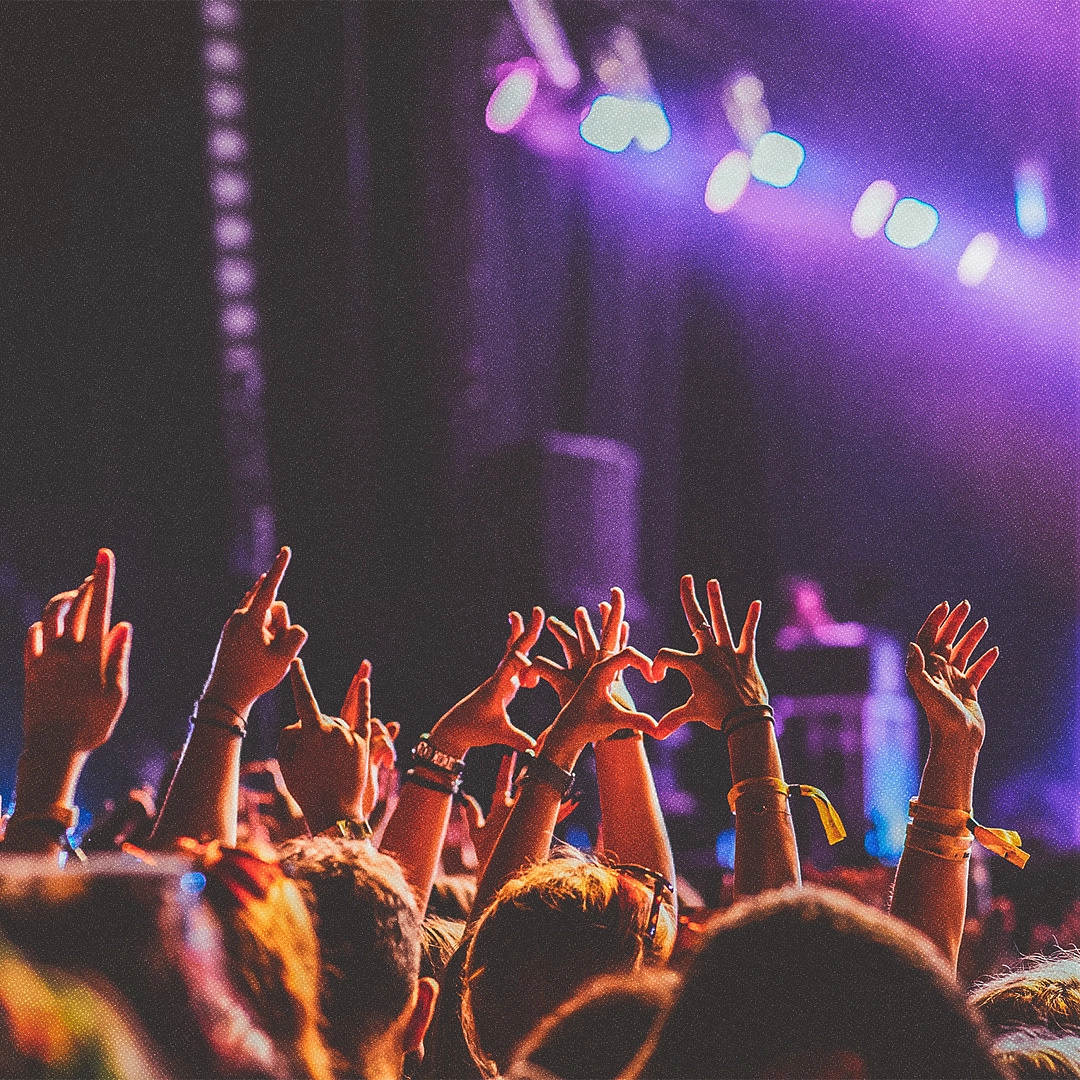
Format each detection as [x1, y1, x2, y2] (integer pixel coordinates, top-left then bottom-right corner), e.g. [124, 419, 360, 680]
[957, 232, 999, 287]
[749, 132, 805, 188]
[705, 150, 751, 213]
[485, 65, 539, 134]
[209, 128, 247, 163]
[216, 256, 255, 296]
[851, 180, 898, 239]
[1015, 163, 1048, 238]
[724, 73, 770, 151]
[205, 81, 244, 120]
[580, 96, 670, 153]
[215, 214, 251, 249]
[221, 303, 257, 338]
[211, 170, 249, 207]
[884, 197, 938, 248]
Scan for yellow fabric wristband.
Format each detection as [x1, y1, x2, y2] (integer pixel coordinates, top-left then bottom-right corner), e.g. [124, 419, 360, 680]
[728, 776, 847, 845]
[905, 822, 973, 861]
[908, 798, 1029, 869]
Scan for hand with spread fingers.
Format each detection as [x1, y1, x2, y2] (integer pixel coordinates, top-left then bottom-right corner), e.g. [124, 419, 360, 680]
[533, 596, 635, 712]
[906, 600, 998, 756]
[651, 575, 768, 738]
[426, 607, 545, 759]
[278, 657, 375, 836]
[202, 546, 308, 717]
[22, 548, 133, 758]
[541, 589, 658, 769]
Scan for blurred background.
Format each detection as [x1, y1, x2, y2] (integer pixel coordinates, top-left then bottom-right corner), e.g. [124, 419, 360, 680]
[0, 2, 1076, 876]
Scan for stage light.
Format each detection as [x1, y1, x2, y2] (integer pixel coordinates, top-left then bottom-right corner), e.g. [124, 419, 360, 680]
[206, 81, 244, 120]
[508, 0, 580, 90]
[580, 95, 635, 152]
[580, 95, 670, 153]
[180, 871, 207, 895]
[211, 170, 249, 207]
[215, 214, 251, 249]
[486, 65, 538, 134]
[221, 303, 256, 338]
[1015, 163, 1048, 238]
[630, 99, 671, 152]
[705, 150, 751, 213]
[851, 180, 898, 239]
[724, 73, 770, 151]
[957, 232, 999, 287]
[884, 197, 938, 248]
[209, 128, 246, 163]
[749, 132, 805, 188]
[216, 256, 254, 296]
[204, 38, 242, 75]
[201, 0, 239, 30]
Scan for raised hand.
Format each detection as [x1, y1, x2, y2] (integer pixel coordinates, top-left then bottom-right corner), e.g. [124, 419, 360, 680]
[278, 657, 372, 835]
[532, 595, 635, 710]
[23, 548, 132, 757]
[541, 589, 657, 766]
[426, 607, 545, 759]
[202, 547, 308, 715]
[651, 575, 768, 739]
[906, 601, 998, 755]
[364, 713, 399, 820]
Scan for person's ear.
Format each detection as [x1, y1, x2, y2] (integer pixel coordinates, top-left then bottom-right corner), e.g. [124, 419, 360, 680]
[403, 977, 439, 1060]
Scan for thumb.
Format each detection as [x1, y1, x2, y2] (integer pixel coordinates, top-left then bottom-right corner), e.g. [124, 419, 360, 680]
[290, 658, 322, 728]
[501, 723, 537, 754]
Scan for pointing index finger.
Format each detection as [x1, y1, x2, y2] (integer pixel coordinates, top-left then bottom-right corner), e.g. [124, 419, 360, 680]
[252, 547, 292, 617]
[85, 548, 116, 649]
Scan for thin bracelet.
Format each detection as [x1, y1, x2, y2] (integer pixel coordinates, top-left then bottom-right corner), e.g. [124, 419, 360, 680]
[721, 703, 774, 738]
[724, 712, 775, 739]
[191, 712, 246, 738]
[201, 695, 248, 727]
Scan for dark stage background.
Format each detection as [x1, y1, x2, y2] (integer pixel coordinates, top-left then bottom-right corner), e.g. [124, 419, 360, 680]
[0, 3, 1076, 846]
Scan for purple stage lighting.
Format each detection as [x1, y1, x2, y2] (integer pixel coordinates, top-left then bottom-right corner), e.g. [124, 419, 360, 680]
[884, 197, 939, 248]
[1015, 163, 1048, 238]
[209, 128, 247, 163]
[851, 180, 898, 239]
[204, 38, 242, 75]
[486, 64, 539, 134]
[705, 150, 751, 213]
[215, 214, 251, 250]
[206, 81, 245, 120]
[957, 232, 999, 287]
[508, 0, 580, 90]
[211, 170, 249, 207]
[749, 132, 805, 188]
[221, 303, 257, 338]
[201, 0, 239, 30]
[216, 256, 255, 297]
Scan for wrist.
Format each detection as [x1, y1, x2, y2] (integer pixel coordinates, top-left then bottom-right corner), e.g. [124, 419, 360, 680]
[14, 745, 89, 815]
[425, 724, 471, 761]
[918, 748, 977, 811]
[200, 680, 255, 718]
[304, 802, 364, 837]
[538, 725, 586, 773]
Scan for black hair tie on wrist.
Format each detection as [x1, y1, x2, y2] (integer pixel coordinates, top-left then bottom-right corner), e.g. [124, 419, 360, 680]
[721, 703, 774, 739]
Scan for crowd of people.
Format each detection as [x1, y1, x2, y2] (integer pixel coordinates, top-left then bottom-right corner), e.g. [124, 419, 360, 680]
[0, 544, 1075, 1078]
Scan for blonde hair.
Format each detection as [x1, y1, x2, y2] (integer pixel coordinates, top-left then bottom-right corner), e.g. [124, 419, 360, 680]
[973, 952, 1080, 1035]
[462, 855, 675, 1077]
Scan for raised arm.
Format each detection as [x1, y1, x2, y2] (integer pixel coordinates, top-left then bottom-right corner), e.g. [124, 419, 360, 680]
[152, 547, 306, 847]
[536, 589, 675, 889]
[890, 600, 999, 970]
[653, 575, 799, 899]
[5, 549, 132, 855]
[378, 609, 542, 914]
[473, 603, 658, 919]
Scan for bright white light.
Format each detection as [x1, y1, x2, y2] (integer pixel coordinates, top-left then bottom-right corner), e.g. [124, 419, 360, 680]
[485, 66, 538, 134]
[508, 0, 580, 89]
[731, 74, 764, 106]
[884, 198, 938, 248]
[630, 100, 671, 152]
[705, 150, 751, 213]
[850, 180, 898, 239]
[579, 96, 670, 153]
[749, 132, 805, 188]
[209, 128, 247, 163]
[1015, 164, 1048, 238]
[957, 232, 999, 287]
[724, 73, 770, 151]
[211, 170, 249, 207]
[215, 215, 251, 249]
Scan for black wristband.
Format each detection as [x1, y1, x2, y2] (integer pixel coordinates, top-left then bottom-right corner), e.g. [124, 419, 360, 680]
[191, 713, 246, 738]
[519, 751, 575, 798]
[722, 703, 774, 739]
[404, 768, 460, 797]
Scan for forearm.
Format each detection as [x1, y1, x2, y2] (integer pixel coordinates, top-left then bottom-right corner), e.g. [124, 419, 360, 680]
[594, 735, 675, 888]
[379, 781, 454, 914]
[3, 746, 89, 854]
[151, 719, 244, 847]
[728, 721, 800, 898]
[889, 743, 977, 969]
